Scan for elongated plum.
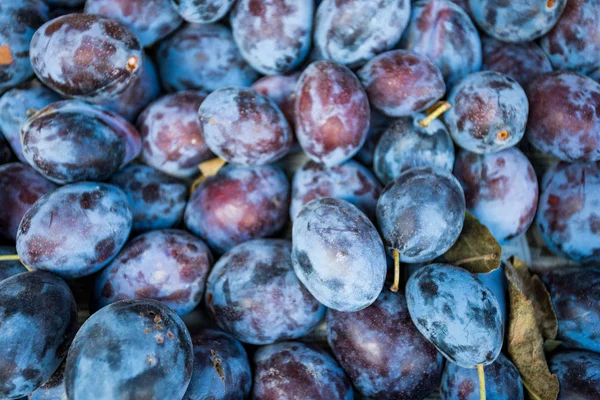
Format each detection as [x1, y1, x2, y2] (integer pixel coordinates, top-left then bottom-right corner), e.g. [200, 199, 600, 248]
[0, 163, 57, 241]
[252, 341, 353, 400]
[184, 164, 290, 254]
[170, 0, 235, 24]
[549, 350, 600, 400]
[295, 61, 370, 167]
[16, 182, 132, 278]
[454, 148, 538, 244]
[373, 115, 454, 185]
[536, 162, 600, 262]
[199, 87, 292, 165]
[0, 272, 77, 399]
[314, 0, 410, 68]
[183, 329, 251, 400]
[205, 239, 325, 344]
[526, 72, 600, 162]
[29, 362, 67, 400]
[290, 159, 381, 221]
[0, 246, 27, 282]
[406, 264, 504, 367]
[30, 14, 142, 102]
[376, 167, 465, 263]
[292, 198, 386, 312]
[251, 73, 300, 126]
[328, 291, 443, 399]
[65, 299, 193, 400]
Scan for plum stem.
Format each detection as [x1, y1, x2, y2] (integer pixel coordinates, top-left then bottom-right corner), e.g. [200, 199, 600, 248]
[390, 249, 400, 292]
[478, 364, 486, 400]
[418, 101, 451, 128]
[497, 130, 510, 141]
[454, 254, 497, 266]
[190, 158, 228, 194]
[0, 254, 20, 261]
[0, 45, 13, 65]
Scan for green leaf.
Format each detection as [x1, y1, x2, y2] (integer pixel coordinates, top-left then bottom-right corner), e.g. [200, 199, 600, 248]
[443, 212, 502, 273]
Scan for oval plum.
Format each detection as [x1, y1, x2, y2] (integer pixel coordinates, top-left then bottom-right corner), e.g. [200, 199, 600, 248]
[549, 350, 600, 400]
[170, 0, 235, 24]
[251, 73, 300, 126]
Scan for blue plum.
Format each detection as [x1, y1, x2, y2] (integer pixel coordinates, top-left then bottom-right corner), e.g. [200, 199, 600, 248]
[252, 341, 353, 399]
[183, 328, 251, 400]
[445, 71, 528, 154]
[0, 246, 27, 282]
[29, 362, 66, 400]
[328, 291, 444, 399]
[0, 271, 77, 399]
[406, 264, 504, 367]
[170, 0, 235, 24]
[441, 353, 524, 400]
[355, 109, 393, 167]
[292, 198, 386, 312]
[65, 299, 193, 400]
[549, 350, 600, 400]
[16, 182, 132, 278]
[109, 164, 188, 232]
[373, 115, 455, 185]
[376, 167, 465, 263]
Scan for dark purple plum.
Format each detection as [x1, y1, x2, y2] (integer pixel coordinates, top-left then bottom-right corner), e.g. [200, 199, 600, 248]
[29, 362, 66, 400]
[0, 246, 27, 282]
[469, 0, 566, 43]
[355, 109, 393, 167]
[549, 350, 600, 400]
[406, 264, 504, 367]
[314, 0, 410, 68]
[357, 50, 445, 117]
[0, 272, 77, 399]
[22, 100, 141, 184]
[445, 71, 528, 154]
[540, 268, 600, 353]
[84, 0, 182, 46]
[170, 0, 235, 24]
[536, 162, 600, 262]
[292, 198, 386, 312]
[30, 14, 142, 102]
[328, 291, 443, 399]
[399, 0, 481, 84]
[16, 182, 132, 278]
[205, 239, 325, 344]
[0, 163, 57, 242]
[453, 148, 538, 244]
[199, 87, 292, 165]
[252, 341, 353, 400]
[290, 159, 381, 221]
[0, 80, 62, 162]
[94, 229, 213, 316]
[441, 353, 524, 400]
[231, 0, 313, 75]
[138, 91, 213, 179]
[526, 72, 600, 162]
[295, 61, 370, 167]
[184, 164, 290, 254]
[0, 133, 12, 164]
[183, 329, 251, 400]
[481, 37, 553, 88]
[157, 23, 258, 93]
[109, 164, 187, 232]
[376, 167, 465, 263]
[65, 299, 193, 400]
[251, 73, 300, 126]
[0, 1, 49, 93]
[373, 115, 455, 185]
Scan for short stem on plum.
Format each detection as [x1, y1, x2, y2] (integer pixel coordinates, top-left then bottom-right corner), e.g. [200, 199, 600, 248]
[497, 130, 510, 141]
[199, 157, 227, 178]
[390, 249, 400, 293]
[477, 364, 486, 400]
[0, 254, 20, 261]
[453, 254, 497, 266]
[418, 101, 451, 128]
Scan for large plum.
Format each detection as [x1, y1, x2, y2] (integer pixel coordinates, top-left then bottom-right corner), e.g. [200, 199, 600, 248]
[205, 239, 325, 345]
[199, 87, 292, 165]
[549, 350, 600, 400]
[328, 291, 443, 399]
[295, 61, 370, 167]
[29, 362, 67, 400]
[184, 164, 290, 254]
[0, 272, 77, 399]
[292, 198, 386, 312]
[252, 341, 353, 400]
[65, 299, 193, 400]
[251, 73, 300, 126]
[16, 182, 132, 278]
[170, 0, 235, 24]
[0, 246, 27, 282]
[406, 264, 504, 367]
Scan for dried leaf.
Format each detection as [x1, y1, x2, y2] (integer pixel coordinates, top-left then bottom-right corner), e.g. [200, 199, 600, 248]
[444, 212, 502, 273]
[505, 257, 559, 400]
[0, 45, 13, 65]
[543, 339, 563, 353]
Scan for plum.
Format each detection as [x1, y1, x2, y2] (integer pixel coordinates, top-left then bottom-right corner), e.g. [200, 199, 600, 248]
[549, 350, 600, 400]
[205, 239, 325, 344]
[328, 291, 444, 399]
[355, 109, 393, 167]
[295, 61, 370, 167]
[65, 299, 193, 400]
[0, 271, 77, 399]
[0, 246, 27, 282]
[251, 73, 300, 126]
[16, 182, 132, 278]
[29, 362, 67, 400]
[0, 134, 12, 164]
[292, 198, 386, 312]
[170, 0, 235, 24]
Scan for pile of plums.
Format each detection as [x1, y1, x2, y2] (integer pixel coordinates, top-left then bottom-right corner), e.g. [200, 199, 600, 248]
[1, 0, 599, 399]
